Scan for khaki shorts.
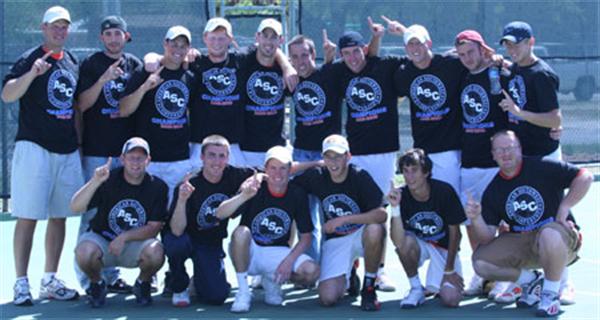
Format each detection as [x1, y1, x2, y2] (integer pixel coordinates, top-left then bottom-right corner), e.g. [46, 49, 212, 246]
[473, 222, 580, 270]
[77, 231, 160, 268]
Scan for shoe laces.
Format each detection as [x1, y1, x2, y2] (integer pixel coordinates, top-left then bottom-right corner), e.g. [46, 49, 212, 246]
[15, 281, 31, 294]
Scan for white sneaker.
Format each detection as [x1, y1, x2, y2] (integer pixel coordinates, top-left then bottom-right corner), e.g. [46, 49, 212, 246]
[250, 275, 263, 289]
[516, 271, 543, 308]
[231, 291, 252, 313]
[559, 280, 575, 305]
[464, 274, 484, 296]
[39, 276, 79, 301]
[262, 275, 283, 306]
[494, 282, 522, 303]
[375, 272, 396, 292]
[172, 288, 190, 307]
[400, 287, 425, 309]
[488, 281, 509, 300]
[536, 291, 561, 317]
[13, 280, 33, 306]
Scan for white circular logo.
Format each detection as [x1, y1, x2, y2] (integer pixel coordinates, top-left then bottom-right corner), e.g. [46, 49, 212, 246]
[108, 199, 147, 235]
[461, 84, 490, 124]
[47, 69, 76, 109]
[505, 186, 545, 226]
[155, 80, 189, 119]
[345, 77, 382, 112]
[247, 71, 284, 105]
[250, 207, 291, 244]
[196, 193, 228, 229]
[103, 73, 129, 108]
[407, 211, 444, 240]
[508, 75, 527, 108]
[294, 81, 326, 117]
[322, 194, 361, 235]
[203, 67, 237, 96]
[410, 74, 447, 112]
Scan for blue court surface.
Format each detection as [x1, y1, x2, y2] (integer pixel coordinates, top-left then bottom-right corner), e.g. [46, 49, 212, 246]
[0, 183, 598, 319]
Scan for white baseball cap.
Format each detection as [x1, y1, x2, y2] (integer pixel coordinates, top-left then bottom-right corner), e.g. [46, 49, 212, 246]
[257, 18, 282, 36]
[122, 137, 150, 155]
[165, 25, 192, 43]
[43, 6, 71, 24]
[322, 134, 350, 154]
[403, 24, 431, 45]
[264, 146, 292, 165]
[204, 17, 232, 38]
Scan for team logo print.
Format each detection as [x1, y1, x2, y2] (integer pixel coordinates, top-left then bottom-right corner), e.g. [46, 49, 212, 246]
[203, 67, 237, 96]
[508, 75, 527, 108]
[461, 84, 490, 124]
[108, 199, 147, 235]
[505, 186, 545, 226]
[345, 77, 382, 112]
[322, 194, 361, 235]
[196, 193, 228, 229]
[294, 81, 326, 117]
[247, 71, 283, 105]
[410, 74, 447, 112]
[407, 211, 445, 241]
[47, 69, 77, 109]
[155, 80, 189, 119]
[103, 73, 130, 108]
[251, 207, 291, 245]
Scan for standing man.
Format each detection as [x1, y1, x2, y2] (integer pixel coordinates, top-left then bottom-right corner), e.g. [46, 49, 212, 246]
[467, 130, 592, 317]
[2, 6, 82, 306]
[71, 137, 168, 308]
[74, 15, 142, 294]
[293, 135, 387, 311]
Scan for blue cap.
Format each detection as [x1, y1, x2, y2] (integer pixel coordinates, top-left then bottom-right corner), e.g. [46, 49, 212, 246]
[500, 21, 533, 45]
[338, 31, 365, 50]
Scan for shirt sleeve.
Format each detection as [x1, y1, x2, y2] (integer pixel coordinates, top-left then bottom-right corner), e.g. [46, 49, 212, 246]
[149, 179, 169, 222]
[122, 67, 148, 96]
[358, 170, 385, 212]
[440, 182, 467, 225]
[3, 51, 36, 86]
[481, 184, 501, 226]
[533, 70, 559, 112]
[293, 187, 314, 234]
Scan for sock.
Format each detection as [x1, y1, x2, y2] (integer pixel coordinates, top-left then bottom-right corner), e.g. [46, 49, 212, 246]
[516, 270, 536, 286]
[409, 275, 422, 290]
[560, 268, 568, 286]
[42, 272, 56, 285]
[543, 279, 560, 295]
[378, 264, 385, 275]
[16, 276, 28, 284]
[237, 272, 249, 293]
[364, 272, 377, 288]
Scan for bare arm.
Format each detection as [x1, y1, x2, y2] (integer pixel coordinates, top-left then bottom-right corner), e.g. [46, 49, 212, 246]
[119, 66, 164, 117]
[290, 160, 323, 175]
[322, 207, 387, 234]
[108, 221, 164, 256]
[2, 51, 53, 103]
[499, 89, 562, 128]
[275, 48, 298, 92]
[464, 193, 497, 245]
[216, 172, 263, 220]
[77, 58, 124, 112]
[367, 16, 385, 57]
[322, 29, 337, 64]
[275, 232, 312, 283]
[169, 173, 195, 236]
[70, 157, 112, 212]
[556, 169, 593, 228]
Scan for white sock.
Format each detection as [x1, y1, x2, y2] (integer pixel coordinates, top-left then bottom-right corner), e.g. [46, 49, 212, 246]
[516, 270, 536, 286]
[560, 268, 568, 286]
[409, 275, 422, 290]
[237, 272, 249, 294]
[16, 276, 28, 284]
[42, 272, 56, 285]
[543, 279, 560, 295]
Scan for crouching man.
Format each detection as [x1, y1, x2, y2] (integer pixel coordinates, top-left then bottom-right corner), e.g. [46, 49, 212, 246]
[71, 137, 167, 308]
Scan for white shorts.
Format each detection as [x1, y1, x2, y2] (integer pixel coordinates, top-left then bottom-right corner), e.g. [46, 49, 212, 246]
[189, 142, 244, 172]
[246, 240, 312, 276]
[240, 151, 267, 170]
[350, 152, 397, 195]
[10, 141, 84, 220]
[542, 145, 562, 161]
[319, 226, 364, 282]
[429, 150, 461, 195]
[414, 236, 463, 293]
[77, 231, 159, 268]
[459, 167, 499, 205]
[146, 159, 193, 204]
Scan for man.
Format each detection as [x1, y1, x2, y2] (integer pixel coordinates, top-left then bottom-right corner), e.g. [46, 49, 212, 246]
[71, 137, 167, 308]
[163, 135, 254, 307]
[388, 148, 465, 308]
[217, 146, 320, 313]
[120, 26, 196, 198]
[466, 130, 592, 317]
[1, 5, 82, 306]
[293, 134, 387, 311]
[74, 14, 142, 294]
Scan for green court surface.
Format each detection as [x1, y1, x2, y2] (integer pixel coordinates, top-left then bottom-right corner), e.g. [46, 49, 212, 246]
[0, 183, 598, 319]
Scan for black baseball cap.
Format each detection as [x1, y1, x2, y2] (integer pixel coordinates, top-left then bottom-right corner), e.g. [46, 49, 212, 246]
[101, 15, 132, 42]
[500, 21, 533, 45]
[338, 31, 365, 50]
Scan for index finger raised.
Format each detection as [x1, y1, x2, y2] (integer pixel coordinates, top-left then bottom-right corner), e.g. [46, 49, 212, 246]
[367, 16, 374, 28]
[501, 89, 511, 99]
[106, 156, 112, 167]
[153, 65, 165, 75]
[111, 57, 123, 68]
[322, 29, 329, 42]
[380, 15, 393, 24]
[41, 50, 53, 61]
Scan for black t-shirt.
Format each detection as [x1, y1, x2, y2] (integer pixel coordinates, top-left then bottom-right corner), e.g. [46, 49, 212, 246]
[188, 51, 249, 144]
[239, 49, 288, 152]
[168, 166, 253, 246]
[400, 179, 466, 249]
[88, 167, 169, 241]
[481, 158, 580, 233]
[506, 60, 560, 156]
[293, 164, 384, 240]
[77, 52, 141, 157]
[394, 54, 466, 153]
[235, 181, 313, 247]
[3, 46, 79, 154]
[330, 56, 405, 155]
[123, 66, 196, 162]
[460, 68, 509, 168]
[292, 63, 343, 151]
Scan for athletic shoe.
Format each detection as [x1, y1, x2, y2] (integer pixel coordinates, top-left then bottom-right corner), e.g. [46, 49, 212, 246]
[263, 275, 283, 306]
[494, 283, 522, 304]
[172, 288, 190, 307]
[250, 275, 263, 290]
[86, 280, 107, 308]
[360, 286, 381, 311]
[231, 291, 252, 313]
[536, 291, 561, 317]
[559, 280, 575, 305]
[464, 274, 484, 296]
[375, 272, 396, 292]
[400, 287, 425, 309]
[347, 262, 361, 297]
[107, 278, 132, 294]
[13, 280, 33, 306]
[39, 276, 79, 301]
[150, 275, 158, 293]
[133, 280, 153, 306]
[516, 271, 543, 308]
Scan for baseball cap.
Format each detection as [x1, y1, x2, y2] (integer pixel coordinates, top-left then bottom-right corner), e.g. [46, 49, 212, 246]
[455, 30, 494, 53]
[204, 17, 233, 38]
[43, 6, 71, 24]
[322, 134, 350, 154]
[338, 31, 365, 50]
[403, 24, 431, 45]
[257, 18, 282, 36]
[264, 146, 292, 165]
[500, 21, 533, 45]
[122, 137, 150, 155]
[165, 25, 192, 43]
[101, 16, 132, 42]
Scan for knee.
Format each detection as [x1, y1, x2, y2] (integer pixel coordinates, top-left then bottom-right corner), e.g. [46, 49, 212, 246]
[142, 241, 165, 266]
[299, 261, 320, 284]
[363, 224, 385, 246]
[232, 226, 251, 243]
[318, 290, 339, 307]
[538, 227, 566, 251]
[318, 280, 343, 307]
[163, 232, 189, 257]
[396, 235, 418, 257]
[76, 241, 102, 264]
[472, 259, 492, 280]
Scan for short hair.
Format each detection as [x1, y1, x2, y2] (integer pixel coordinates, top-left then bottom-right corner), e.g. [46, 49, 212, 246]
[398, 148, 433, 176]
[490, 129, 520, 146]
[201, 134, 230, 155]
[287, 34, 316, 56]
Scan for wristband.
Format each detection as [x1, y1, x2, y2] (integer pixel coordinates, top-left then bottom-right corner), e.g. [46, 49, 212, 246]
[443, 270, 455, 275]
[390, 205, 401, 218]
